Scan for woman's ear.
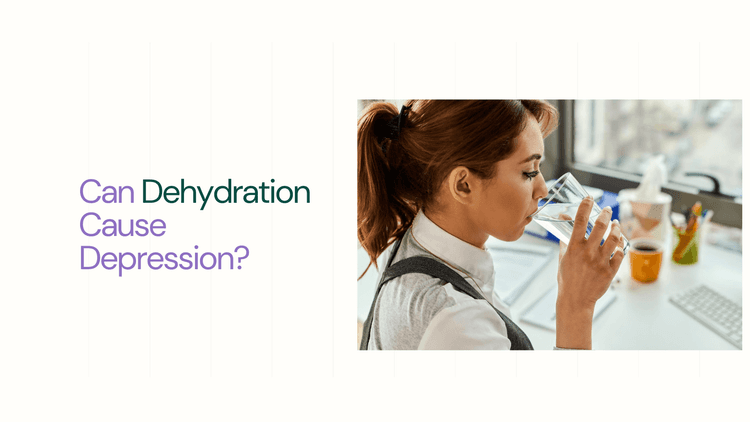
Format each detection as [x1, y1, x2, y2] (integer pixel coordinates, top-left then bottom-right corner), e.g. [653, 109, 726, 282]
[447, 166, 477, 205]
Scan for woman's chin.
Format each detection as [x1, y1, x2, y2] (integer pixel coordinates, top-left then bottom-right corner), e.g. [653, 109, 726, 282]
[493, 228, 525, 242]
[511, 229, 526, 241]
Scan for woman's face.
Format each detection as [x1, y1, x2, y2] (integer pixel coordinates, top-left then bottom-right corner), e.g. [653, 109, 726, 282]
[472, 114, 549, 242]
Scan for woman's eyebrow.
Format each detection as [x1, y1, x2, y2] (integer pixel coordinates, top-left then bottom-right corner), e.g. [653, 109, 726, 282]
[519, 153, 543, 164]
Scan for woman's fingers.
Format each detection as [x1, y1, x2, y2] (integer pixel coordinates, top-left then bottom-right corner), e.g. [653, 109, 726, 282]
[558, 214, 572, 261]
[601, 219, 622, 257]
[570, 197, 594, 243]
[588, 206, 613, 251]
[609, 245, 625, 272]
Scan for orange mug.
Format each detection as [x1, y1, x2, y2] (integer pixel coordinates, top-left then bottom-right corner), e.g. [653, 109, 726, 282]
[629, 238, 664, 283]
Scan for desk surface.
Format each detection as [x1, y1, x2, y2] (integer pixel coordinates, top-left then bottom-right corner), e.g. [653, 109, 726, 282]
[357, 228, 743, 350]
[504, 233, 742, 350]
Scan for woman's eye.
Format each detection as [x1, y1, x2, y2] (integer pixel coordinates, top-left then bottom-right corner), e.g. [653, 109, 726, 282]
[524, 171, 540, 180]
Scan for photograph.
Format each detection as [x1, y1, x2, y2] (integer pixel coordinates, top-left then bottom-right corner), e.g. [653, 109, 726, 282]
[357, 99, 742, 351]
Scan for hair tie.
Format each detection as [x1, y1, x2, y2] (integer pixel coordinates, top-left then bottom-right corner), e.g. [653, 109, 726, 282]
[375, 104, 412, 156]
[394, 104, 411, 138]
[375, 104, 412, 141]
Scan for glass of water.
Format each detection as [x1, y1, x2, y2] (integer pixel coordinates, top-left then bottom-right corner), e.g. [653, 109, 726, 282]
[529, 172, 630, 255]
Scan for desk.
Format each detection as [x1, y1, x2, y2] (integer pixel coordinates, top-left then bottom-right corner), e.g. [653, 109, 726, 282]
[357, 229, 743, 350]
[506, 232, 742, 350]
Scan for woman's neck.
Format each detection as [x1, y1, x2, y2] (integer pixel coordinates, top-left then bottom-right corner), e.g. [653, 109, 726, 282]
[423, 207, 488, 250]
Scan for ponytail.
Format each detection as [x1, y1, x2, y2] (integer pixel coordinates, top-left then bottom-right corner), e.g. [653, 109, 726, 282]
[357, 102, 416, 278]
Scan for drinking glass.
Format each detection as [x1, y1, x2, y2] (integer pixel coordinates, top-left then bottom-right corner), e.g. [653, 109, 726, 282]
[529, 172, 630, 255]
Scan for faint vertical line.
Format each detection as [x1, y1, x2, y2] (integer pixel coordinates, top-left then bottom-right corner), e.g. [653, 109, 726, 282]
[270, 42, 274, 378]
[698, 351, 701, 377]
[331, 42, 335, 377]
[87, 42, 91, 378]
[698, 43, 701, 99]
[148, 42, 152, 378]
[209, 42, 213, 377]
[515, 43, 518, 99]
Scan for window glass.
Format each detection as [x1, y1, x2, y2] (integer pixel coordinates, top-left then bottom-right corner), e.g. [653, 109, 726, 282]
[574, 100, 742, 199]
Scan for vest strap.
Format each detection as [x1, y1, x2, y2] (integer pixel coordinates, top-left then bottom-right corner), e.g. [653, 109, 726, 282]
[359, 238, 534, 350]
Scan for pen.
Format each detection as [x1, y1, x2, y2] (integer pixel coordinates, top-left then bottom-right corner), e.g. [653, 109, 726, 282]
[701, 209, 714, 228]
[681, 205, 690, 224]
[685, 202, 701, 233]
[692, 202, 702, 219]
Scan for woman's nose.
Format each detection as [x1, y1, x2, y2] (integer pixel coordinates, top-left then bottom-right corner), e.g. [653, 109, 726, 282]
[533, 172, 547, 200]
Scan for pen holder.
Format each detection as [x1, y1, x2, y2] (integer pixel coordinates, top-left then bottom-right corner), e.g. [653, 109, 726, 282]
[672, 226, 699, 265]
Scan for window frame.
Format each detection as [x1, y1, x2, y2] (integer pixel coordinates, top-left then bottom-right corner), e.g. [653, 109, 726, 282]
[548, 100, 742, 229]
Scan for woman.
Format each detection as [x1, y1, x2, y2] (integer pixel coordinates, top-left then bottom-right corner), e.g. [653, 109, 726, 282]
[358, 100, 624, 350]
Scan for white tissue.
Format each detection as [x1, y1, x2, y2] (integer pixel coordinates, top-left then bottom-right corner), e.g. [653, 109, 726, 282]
[634, 155, 668, 202]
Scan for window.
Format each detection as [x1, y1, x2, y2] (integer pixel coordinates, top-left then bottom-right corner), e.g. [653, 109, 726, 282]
[574, 100, 741, 197]
[553, 100, 742, 228]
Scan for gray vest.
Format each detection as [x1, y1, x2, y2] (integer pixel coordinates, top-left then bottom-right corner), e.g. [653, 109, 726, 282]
[361, 238, 534, 350]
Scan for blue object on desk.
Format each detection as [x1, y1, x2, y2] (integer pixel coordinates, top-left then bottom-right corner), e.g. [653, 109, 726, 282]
[525, 187, 620, 243]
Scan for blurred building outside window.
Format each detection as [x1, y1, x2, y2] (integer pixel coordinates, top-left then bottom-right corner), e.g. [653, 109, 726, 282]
[573, 100, 742, 202]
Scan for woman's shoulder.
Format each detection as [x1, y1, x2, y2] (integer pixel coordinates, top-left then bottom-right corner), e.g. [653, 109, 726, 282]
[371, 269, 495, 350]
[368, 232, 493, 349]
[371, 272, 456, 350]
[379, 233, 484, 316]
[376, 261, 488, 327]
[378, 271, 454, 315]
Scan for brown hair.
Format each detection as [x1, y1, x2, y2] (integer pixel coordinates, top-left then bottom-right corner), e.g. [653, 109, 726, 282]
[357, 100, 558, 276]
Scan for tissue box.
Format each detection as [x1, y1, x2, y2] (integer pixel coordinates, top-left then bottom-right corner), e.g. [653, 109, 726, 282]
[617, 189, 672, 243]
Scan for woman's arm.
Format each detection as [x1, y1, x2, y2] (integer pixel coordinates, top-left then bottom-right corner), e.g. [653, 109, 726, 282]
[555, 297, 595, 349]
[554, 197, 625, 349]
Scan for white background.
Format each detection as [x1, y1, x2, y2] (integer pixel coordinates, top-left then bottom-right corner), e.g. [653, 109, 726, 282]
[0, 1, 748, 420]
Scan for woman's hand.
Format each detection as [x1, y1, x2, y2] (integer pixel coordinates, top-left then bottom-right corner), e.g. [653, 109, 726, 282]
[555, 196, 625, 349]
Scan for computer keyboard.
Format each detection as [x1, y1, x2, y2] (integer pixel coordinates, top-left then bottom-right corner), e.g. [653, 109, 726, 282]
[669, 285, 742, 349]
